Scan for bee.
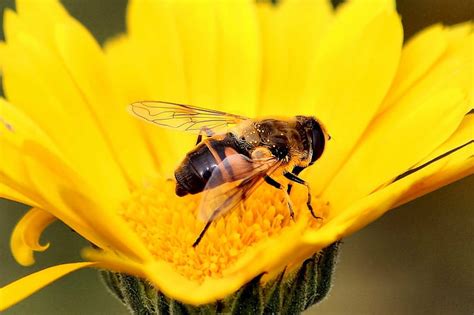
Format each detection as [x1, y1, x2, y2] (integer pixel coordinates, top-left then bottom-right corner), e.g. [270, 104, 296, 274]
[129, 101, 330, 246]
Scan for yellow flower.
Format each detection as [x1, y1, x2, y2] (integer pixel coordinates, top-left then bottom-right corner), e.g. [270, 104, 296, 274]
[0, 0, 472, 312]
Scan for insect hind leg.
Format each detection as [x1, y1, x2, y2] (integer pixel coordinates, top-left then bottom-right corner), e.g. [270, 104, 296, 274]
[284, 172, 321, 220]
[192, 221, 212, 247]
[193, 183, 244, 247]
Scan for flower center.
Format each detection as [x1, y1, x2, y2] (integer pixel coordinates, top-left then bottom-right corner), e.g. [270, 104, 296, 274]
[119, 177, 327, 282]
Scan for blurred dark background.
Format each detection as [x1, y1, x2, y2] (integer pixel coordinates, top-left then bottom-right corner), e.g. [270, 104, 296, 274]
[0, 1, 472, 314]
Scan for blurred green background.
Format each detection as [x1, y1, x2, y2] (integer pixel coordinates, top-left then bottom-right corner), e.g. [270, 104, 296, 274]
[0, 0, 473, 314]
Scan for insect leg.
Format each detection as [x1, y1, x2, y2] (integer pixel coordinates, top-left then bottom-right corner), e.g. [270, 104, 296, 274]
[287, 166, 305, 194]
[193, 176, 257, 247]
[265, 176, 295, 220]
[193, 221, 212, 247]
[284, 172, 321, 219]
[196, 127, 215, 145]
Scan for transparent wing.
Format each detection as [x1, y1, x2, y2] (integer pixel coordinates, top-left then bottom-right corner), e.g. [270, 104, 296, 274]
[128, 101, 249, 134]
[198, 153, 281, 223]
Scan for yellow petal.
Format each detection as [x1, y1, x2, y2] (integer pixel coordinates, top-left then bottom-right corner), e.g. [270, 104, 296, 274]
[382, 23, 473, 114]
[174, 0, 218, 106]
[324, 88, 470, 212]
[300, 2, 403, 194]
[82, 247, 147, 277]
[402, 30, 473, 103]
[21, 141, 153, 263]
[9, 0, 68, 48]
[125, 0, 196, 170]
[215, 0, 260, 117]
[0, 142, 111, 256]
[0, 141, 42, 211]
[126, 0, 187, 103]
[444, 21, 473, 55]
[257, 0, 333, 116]
[10, 208, 56, 266]
[0, 98, 68, 209]
[319, 140, 471, 241]
[394, 147, 473, 208]
[0, 183, 39, 207]
[380, 24, 447, 112]
[103, 35, 142, 103]
[394, 114, 474, 206]
[0, 99, 117, 250]
[0, 98, 60, 158]
[103, 35, 173, 175]
[2, 10, 130, 203]
[1, 106, 148, 264]
[324, 25, 472, 211]
[54, 18, 158, 187]
[0, 262, 97, 312]
[417, 114, 473, 167]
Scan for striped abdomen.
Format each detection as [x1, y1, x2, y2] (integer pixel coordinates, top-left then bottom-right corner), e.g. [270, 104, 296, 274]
[174, 136, 248, 196]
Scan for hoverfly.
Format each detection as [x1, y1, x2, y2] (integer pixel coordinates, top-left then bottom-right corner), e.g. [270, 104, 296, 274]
[129, 101, 330, 246]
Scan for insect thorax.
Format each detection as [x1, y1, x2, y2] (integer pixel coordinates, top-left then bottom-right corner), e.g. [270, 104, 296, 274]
[233, 118, 311, 164]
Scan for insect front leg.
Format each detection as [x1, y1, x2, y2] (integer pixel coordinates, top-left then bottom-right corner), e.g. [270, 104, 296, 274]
[287, 166, 305, 195]
[264, 175, 295, 220]
[284, 172, 321, 220]
[196, 127, 215, 145]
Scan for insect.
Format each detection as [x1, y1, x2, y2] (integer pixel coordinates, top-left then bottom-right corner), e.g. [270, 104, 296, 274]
[129, 101, 330, 246]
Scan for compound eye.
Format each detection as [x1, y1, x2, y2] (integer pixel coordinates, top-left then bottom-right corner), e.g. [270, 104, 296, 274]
[310, 123, 326, 164]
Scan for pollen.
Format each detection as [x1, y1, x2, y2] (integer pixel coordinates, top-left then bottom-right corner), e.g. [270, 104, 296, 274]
[119, 177, 327, 282]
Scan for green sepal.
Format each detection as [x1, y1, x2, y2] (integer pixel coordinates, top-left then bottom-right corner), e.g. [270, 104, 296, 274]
[99, 242, 340, 315]
[312, 241, 340, 306]
[281, 257, 314, 314]
[262, 270, 285, 314]
[228, 274, 264, 315]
